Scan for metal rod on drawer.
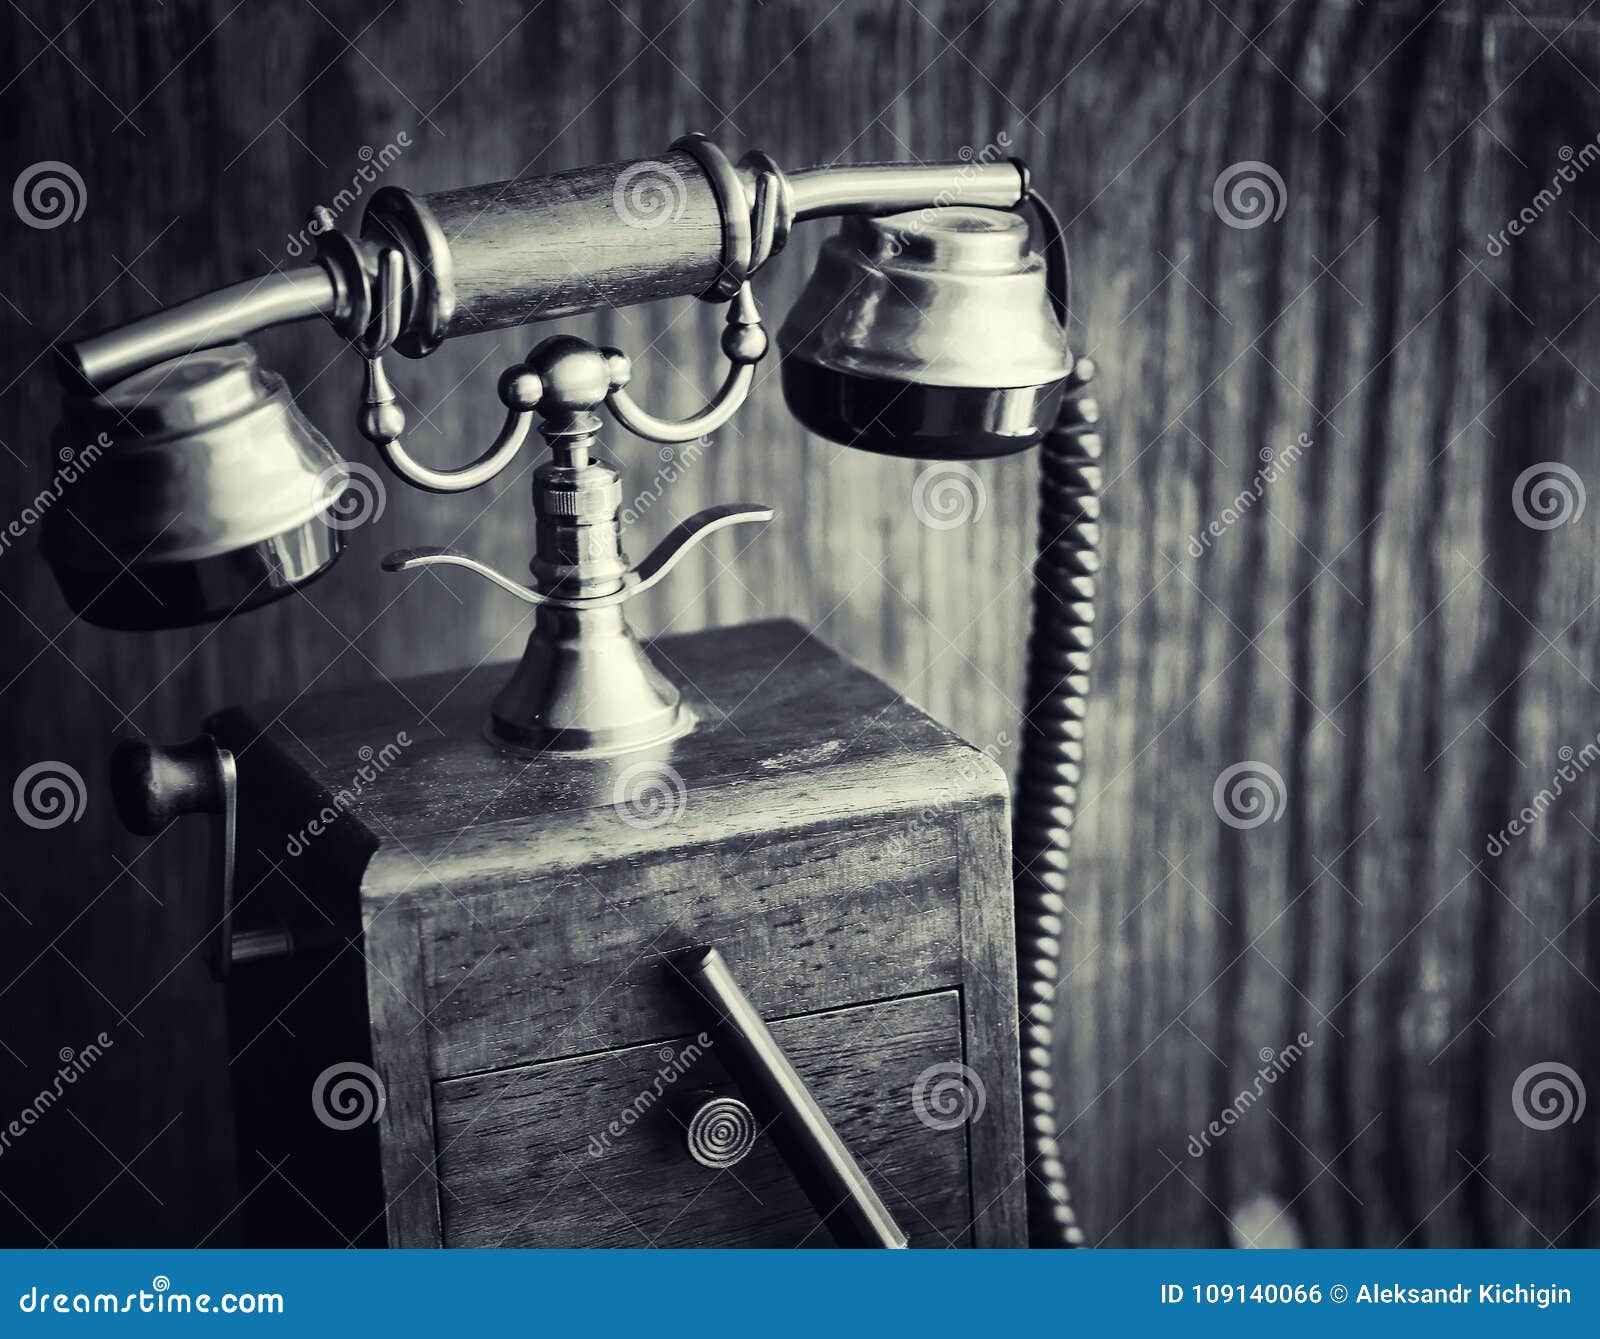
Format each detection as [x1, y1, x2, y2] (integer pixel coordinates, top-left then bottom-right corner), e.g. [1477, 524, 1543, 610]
[675, 946, 908, 1249]
[228, 927, 295, 966]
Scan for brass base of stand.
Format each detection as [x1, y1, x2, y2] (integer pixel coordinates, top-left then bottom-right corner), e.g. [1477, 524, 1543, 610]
[377, 336, 770, 760]
[486, 606, 694, 758]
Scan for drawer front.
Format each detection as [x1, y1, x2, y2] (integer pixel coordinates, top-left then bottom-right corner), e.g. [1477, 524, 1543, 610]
[420, 818, 963, 1077]
[432, 991, 972, 1248]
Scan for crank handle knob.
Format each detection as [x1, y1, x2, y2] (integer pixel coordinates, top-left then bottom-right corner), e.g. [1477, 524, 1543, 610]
[110, 736, 230, 835]
[109, 736, 238, 983]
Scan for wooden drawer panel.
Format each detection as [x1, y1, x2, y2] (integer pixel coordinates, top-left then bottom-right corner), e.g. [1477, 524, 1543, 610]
[432, 991, 971, 1248]
[420, 818, 962, 1077]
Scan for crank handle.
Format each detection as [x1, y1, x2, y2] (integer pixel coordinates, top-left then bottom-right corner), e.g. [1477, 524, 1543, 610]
[670, 946, 907, 1248]
[110, 736, 238, 981]
[382, 503, 773, 608]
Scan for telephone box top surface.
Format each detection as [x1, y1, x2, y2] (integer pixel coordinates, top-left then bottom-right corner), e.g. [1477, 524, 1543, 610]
[208, 619, 1009, 905]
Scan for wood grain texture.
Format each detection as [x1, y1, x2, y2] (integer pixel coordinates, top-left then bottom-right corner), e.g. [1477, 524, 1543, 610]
[955, 792, 1027, 1247]
[418, 150, 725, 333]
[2, 0, 1598, 1249]
[433, 991, 971, 1248]
[207, 619, 979, 867]
[206, 622, 1001, 1080]
[361, 908, 442, 1247]
[414, 818, 964, 1076]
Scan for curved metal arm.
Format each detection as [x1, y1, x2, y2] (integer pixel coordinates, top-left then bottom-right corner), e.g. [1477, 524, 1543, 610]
[61, 266, 339, 391]
[355, 248, 540, 494]
[382, 503, 773, 609]
[602, 283, 768, 445]
[606, 363, 755, 444]
[382, 546, 547, 604]
[1022, 187, 1071, 330]
[370, 398, 534, 494]
[785, 158, 1024, 220]
[631, 503, 775, 593]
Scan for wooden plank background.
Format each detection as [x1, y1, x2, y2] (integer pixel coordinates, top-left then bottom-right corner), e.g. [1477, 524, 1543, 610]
[2, 0, 1598, 1247]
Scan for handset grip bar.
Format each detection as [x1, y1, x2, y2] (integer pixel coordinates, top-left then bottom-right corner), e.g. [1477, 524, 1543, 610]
[60, 147, 1028, 392]
[59, 266, 339, 392]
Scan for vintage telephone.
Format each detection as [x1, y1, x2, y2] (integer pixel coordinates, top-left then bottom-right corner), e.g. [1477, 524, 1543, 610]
[43, 135, 1100, 1248]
